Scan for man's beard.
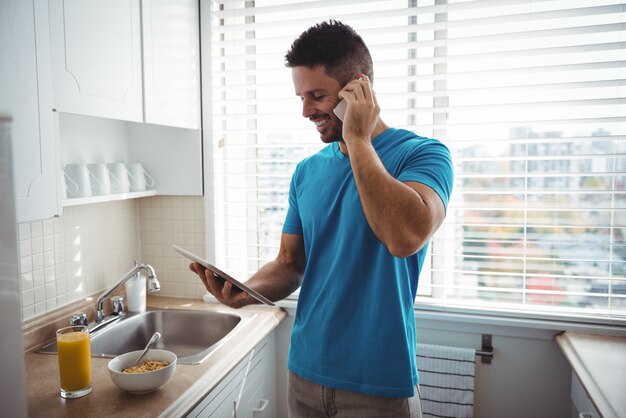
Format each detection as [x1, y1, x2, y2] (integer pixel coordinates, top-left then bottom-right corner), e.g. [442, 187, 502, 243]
[319, 118, 343, 144]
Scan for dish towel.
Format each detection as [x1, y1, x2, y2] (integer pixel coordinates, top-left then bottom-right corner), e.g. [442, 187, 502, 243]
[416, 343, 476, 418]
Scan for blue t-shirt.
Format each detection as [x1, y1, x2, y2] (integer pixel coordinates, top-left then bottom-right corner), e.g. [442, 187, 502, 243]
[282, 128, 453, 398]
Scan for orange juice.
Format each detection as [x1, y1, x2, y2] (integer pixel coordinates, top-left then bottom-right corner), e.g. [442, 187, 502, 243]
[56, 326, 92, 398]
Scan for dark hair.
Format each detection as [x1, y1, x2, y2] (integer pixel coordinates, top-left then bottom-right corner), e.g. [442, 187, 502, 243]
[285, 20, 373, 86]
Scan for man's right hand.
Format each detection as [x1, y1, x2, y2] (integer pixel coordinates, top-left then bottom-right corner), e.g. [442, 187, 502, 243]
[189, 262, 253, 308]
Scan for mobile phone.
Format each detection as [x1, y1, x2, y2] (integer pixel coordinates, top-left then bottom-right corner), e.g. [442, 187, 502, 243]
[333, 74, 365, 122]
[333, 99, 347, 122]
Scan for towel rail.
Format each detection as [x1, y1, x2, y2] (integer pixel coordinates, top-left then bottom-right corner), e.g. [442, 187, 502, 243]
[478, 334, 494, 363]
[475, 349, 494, 359]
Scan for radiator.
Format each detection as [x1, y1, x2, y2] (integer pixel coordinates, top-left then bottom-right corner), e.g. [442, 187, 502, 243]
[416, 343, 477, 418]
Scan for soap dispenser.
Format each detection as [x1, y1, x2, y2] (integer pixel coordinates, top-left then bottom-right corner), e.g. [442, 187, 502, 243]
[125, 273, 146, 312]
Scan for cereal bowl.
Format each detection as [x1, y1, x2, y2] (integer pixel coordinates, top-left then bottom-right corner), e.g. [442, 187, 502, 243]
[108, 349, 177, 394]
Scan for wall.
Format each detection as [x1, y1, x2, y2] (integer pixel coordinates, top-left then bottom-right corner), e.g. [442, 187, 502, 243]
[18, 201, 138, 320]
[273, 310, 572, 418]
[138, 195, 206, 298]
[17, 195, 207, 322]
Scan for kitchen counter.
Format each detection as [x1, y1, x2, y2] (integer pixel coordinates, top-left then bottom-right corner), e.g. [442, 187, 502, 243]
[556, 332, 626, 418]
[24, 296, 287, 418]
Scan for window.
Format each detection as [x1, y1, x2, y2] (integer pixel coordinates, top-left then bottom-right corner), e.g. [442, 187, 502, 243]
[208, 0, 626, 322]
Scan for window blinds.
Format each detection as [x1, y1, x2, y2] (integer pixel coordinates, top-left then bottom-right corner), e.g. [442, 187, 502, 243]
[208, 0, 626, 321]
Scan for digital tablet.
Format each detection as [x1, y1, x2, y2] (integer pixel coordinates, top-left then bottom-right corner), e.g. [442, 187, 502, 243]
[173, 244, 275, 306]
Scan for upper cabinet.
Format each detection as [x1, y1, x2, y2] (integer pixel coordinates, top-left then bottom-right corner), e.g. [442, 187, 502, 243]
[49, 0, 143, 123]
[49, 0, 200, 130]
[143, 0, 201, 129]
[1, 0, 60, 223]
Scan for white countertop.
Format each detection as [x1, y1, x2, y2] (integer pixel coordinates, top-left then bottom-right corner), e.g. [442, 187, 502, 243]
[556, 332, 626, 418]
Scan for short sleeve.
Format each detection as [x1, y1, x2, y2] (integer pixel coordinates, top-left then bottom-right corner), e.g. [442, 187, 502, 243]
[282, 165, 303, 234]
[397, 139, 454, 210]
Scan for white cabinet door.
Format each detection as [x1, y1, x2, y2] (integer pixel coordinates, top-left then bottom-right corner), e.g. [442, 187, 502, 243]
[142, 0, 201, 129]
[49, 0, 143, 122]
[188, 359, 246, 418]
[239, 334, 277, 418]
[0, 0, 60, 222]
[187, 334, 277, 418]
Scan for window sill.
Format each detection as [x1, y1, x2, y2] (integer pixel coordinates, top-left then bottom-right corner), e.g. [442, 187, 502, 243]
[277, 296, 626, 339]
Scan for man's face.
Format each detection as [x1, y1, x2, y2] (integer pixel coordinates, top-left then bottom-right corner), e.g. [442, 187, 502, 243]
[292, 65, 343, 143]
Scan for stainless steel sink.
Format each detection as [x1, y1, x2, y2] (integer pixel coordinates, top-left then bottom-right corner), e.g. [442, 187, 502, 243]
[38, 309, 255, 364]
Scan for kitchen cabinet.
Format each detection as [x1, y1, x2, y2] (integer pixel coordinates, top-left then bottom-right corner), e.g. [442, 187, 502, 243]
[49, 0, 201, 130]
[49, 0, 203, 206]
[142, 0, 201, 129]
[1, 0, 60, 222]
[570, 371, 600, 418]
[188, 333, 277, 418]
[49, 0, 143, 122]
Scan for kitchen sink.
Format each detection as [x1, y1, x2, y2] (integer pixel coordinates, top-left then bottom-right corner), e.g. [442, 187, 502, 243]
[38, 309, 255, 364]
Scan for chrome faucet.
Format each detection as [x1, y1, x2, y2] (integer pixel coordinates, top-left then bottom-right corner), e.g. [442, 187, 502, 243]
[95, 260, 160, 322]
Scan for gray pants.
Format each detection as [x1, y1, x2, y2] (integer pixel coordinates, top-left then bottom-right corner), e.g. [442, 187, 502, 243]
[288, 371, 422, 418]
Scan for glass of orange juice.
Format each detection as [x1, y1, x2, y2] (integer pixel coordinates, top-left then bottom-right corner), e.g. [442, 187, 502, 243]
[56, 325, 92, 398]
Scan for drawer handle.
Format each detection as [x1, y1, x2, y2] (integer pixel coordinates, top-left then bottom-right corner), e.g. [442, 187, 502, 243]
[253, 399, 269, 412]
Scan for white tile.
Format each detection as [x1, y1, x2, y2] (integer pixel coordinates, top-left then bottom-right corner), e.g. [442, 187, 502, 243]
[33, 286, 45, 303]
[22, 306, 34, 321]
[46, 298, 57, 311]
[32, 253, 44, 271]
[55, 248, 65, 264]
[18, 223, 30, 240]
[21, 288, 34, 307]
[55, 263, 67, 281]
[44, 250, 55, 268]
[54, 233, 65, 249]
[53, 217, 63, 233]
[31, 220, 43, 238]
[44, 266, 56, 283]
[31, 236, 43, 255]
[57, 294, 67, 306]
[183, 233, 195, 245]
[56, 278, 67, 296]
[42, 219, 54, 236]
[43, 234, 54, 251]
[20, 256, 32, 274]
[19, 239, 31, 257]
[45, 281, 56, 300]
[33, 269, 45, 287]
[21, 272, 33, 290]
[172, 207, 184, 220]
[34, 301, 46, 316]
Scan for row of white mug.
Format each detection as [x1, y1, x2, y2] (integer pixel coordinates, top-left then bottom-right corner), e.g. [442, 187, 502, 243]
[63, 162, 155, 199]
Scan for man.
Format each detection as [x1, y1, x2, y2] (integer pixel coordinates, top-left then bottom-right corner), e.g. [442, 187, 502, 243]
[191, 20, 453, 418]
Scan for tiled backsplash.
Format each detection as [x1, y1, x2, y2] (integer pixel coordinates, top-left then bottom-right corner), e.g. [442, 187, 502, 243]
[139, 196, 206, 298]
[18, 200, 138, 321]
[18, 196, 207, 322]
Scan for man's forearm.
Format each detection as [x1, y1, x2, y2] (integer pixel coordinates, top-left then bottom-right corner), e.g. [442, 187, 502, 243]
[246, 258, 303, 302]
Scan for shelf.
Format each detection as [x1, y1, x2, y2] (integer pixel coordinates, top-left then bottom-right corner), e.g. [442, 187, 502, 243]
[62, 190, 157, 207]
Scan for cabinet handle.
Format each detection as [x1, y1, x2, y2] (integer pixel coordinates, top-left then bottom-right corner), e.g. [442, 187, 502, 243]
[233, 400, 237, 418]
[253, 399, 269, 413]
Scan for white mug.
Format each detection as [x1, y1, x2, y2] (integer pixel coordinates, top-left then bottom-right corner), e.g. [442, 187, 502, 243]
[63, 172, 79, 199]
[107, 162, 130, 194]
[88, 163, 120, 196]
[128, 163, 155, 192]
[64, 163, 102, 198]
